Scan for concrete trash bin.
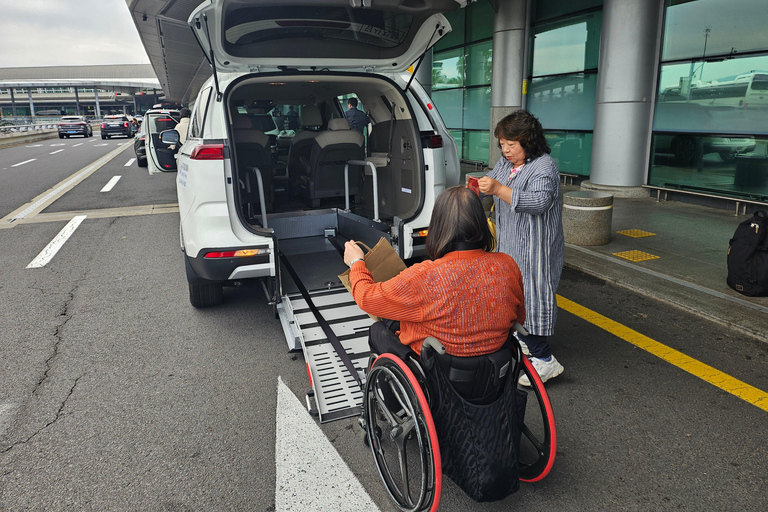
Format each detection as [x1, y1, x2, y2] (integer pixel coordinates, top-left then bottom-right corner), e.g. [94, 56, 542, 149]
[562, 191, 613, 246]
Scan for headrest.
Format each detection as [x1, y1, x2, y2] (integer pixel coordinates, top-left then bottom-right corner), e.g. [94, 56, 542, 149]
[300, 105, 322, 127]
[233, 116, 252, 130]
[328, 118, 350, 131]
[314, 130, 364, 149]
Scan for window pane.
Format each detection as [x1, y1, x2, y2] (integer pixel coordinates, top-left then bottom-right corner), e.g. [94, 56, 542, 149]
[534, 0, 602, 23]
[467, 0, 494, 43]
[463, 87, 491, 130]
[662, 0, 768, 62]
[649, 133, 768, 201]
[450, 129, 464, 159]
[532, 12, 601, 76]
[463, 130, 490, 164]
[466, 41, 493, 86]
[432, 88, 463, 129]
[528, 73, 598, 130]
[654, 55, 768, 135]
[546, 131, 593, 176]
[433, 48, 464, 89]
[434, 9, 465, 51]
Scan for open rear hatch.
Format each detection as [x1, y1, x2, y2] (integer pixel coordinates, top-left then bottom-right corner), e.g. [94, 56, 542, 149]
[189, 0, 464, 74]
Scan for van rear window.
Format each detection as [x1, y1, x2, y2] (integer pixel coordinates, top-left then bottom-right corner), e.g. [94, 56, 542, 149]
[223, 7, 412, 49]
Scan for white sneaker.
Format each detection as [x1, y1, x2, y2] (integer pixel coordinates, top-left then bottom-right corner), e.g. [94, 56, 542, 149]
[513, 332, 531, 356]
[519, 355, 564, 387]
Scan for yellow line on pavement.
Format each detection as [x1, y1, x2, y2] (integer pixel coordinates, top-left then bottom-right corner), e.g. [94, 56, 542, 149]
[557, 295, 768, 412]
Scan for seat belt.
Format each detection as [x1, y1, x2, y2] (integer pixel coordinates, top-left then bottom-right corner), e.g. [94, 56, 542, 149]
[279, 251, 363, 389]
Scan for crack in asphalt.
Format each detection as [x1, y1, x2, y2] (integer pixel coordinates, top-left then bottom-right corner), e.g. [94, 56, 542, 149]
[1, 374, 84, 454]
[32, 289, 76, 396]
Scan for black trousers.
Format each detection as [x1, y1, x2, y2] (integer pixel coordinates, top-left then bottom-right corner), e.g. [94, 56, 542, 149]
[368, 320, 415, 361]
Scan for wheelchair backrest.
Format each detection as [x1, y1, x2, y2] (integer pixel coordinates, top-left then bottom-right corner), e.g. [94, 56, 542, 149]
[431, 345, 512, 405]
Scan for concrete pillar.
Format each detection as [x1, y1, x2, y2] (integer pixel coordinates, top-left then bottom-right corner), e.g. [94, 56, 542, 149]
[10, 88, 17, 116]
[587, 0, 664, 195]
[489, 0, 528, 166]
[27, 88, 36, 117]
[415, 48, 433, 97]
[94, 89, 101, 118]
[74, 87, 81, 116]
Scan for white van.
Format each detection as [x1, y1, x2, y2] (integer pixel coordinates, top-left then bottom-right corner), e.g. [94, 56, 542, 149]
[146, 0, 465, 421]
[155, 0, 463, 311]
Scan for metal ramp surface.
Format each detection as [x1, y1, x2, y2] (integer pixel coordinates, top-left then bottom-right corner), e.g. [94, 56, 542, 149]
[279, 287, 375, 423]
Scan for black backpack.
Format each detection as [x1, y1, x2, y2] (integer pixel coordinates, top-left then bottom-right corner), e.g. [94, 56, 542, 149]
[727, 210, 768, 296]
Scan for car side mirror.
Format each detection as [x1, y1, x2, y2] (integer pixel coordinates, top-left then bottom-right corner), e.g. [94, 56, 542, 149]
[161, 129, 180, 145]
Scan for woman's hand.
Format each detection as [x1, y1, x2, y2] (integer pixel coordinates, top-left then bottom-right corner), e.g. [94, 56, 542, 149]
[344, 240, 365, 266]
[478, 176, 501, 196]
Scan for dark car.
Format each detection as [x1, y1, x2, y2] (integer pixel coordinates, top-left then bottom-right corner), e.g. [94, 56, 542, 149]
[133, 108, 179, 168]
[57, 116, 93, 138]
[100, 115, 133, 139]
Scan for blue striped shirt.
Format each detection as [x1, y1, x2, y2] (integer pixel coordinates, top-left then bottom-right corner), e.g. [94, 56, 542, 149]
[486, 154, 564, 336]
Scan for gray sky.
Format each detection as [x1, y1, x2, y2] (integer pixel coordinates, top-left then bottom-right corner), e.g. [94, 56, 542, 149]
[0, 0, 149, 68]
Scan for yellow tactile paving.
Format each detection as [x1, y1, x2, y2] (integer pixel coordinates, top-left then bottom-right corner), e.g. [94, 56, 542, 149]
[617, 229, 657, 238]
[612, 250, 661, 262]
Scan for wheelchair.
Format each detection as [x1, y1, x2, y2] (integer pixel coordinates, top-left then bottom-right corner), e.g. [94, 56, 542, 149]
[359, 327, 556, 512]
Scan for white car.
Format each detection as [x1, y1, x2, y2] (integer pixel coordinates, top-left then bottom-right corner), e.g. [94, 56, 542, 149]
[153, 0, 463, 309]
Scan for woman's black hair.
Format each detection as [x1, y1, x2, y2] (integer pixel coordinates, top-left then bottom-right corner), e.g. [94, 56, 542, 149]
[494, 110, 550, 161]
[425, 186, 495, 260]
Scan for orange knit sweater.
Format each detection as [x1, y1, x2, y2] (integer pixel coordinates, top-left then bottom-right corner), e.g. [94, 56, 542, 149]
[349, 249, 526, 356]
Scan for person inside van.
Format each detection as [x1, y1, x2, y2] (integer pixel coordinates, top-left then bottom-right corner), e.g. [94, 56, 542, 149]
[344, 97, 368, 135]
[343, 186, 526, 358]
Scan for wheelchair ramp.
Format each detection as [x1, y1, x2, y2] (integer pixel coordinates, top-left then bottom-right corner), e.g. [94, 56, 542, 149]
[279, 287, 375, 423]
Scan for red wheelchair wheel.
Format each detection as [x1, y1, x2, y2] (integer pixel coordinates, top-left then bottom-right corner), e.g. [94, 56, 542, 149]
[518, 354, 557, 482]
[363, 353, 442, 512]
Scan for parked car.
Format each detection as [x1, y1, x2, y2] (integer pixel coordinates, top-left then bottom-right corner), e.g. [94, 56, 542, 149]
[146, 0, 462, 308]
[57, 116, 92, 138]
[134, 108, 179, 170]
[100, 115, 133, 139]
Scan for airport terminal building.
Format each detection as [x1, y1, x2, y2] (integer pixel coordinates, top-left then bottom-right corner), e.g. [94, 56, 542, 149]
[0, 64, 162, 118]
[3, 0, 766, 207]
[431, 0, 768, 205]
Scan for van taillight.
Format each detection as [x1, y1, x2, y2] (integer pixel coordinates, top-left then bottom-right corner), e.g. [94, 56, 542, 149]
[422, 134, 443, 149]
[123, 122, 129, 128]
[191, 144, 225, 160]
[100, 123, 105, 129]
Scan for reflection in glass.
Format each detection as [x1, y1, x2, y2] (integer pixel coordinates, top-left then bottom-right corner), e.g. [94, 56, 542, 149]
[450, 129, 464, 159]
[433, 48, 464, 90]
[434, 8, 465, 51]
[466, 41, 493, 86]
[662, 0, 768, 62]
[654, 55, 768, 135]
[464, 130, 491, 163]
[649, 133, 768, 201]
[466, 0, 494, 43]
[432, 89, 463, 129]
[463, 87, 491, 130]
[546, 131, 593, 176]
[528, 74, 597, 130]
[532, 12, 601, 76]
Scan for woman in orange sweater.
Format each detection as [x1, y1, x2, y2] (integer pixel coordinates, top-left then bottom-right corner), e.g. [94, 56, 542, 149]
[343, 186, 526, 358]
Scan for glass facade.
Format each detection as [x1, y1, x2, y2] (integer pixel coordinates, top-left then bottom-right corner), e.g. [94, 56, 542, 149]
[528, 10, 601, 176]
[431, 0, 494, 164]
[650, 0, 768, 201]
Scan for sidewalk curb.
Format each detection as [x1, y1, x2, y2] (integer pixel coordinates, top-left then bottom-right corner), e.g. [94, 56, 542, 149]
[564, 245, 768, 344]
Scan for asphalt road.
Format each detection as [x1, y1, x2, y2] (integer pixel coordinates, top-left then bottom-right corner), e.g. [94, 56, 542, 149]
[0, 140, 766, 511]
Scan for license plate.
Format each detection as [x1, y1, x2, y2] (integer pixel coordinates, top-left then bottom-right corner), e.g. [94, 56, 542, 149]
[67, 131, 77, 134]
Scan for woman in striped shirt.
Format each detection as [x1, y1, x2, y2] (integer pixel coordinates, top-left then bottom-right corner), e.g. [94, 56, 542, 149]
[343, 186, 526, 358]
[478, 110, 565, 386]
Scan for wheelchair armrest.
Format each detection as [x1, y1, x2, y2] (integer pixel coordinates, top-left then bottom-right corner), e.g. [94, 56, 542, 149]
[422, 337, 446, 355]
[514, 322, 529, 337]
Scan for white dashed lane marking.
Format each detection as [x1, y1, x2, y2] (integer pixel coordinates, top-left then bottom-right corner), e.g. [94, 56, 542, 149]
[124, 158, 136, 167]
[26, 215, 87, 269]
[11, 159, 36, 167]
[101, 176, 121, 192]
[50, 149, 65, 155]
